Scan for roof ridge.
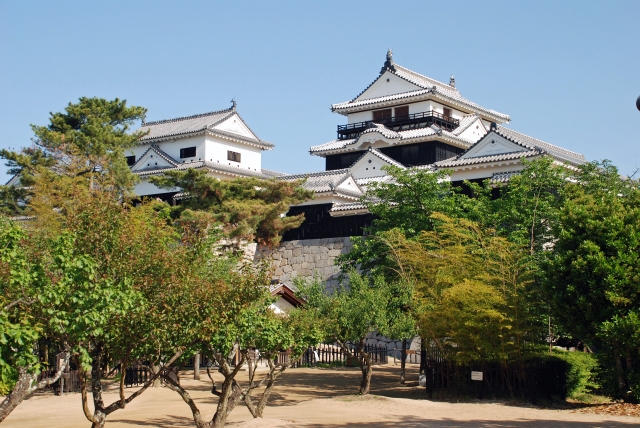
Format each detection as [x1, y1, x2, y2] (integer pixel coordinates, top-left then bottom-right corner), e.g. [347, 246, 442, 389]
[150, 144, 179, 165]
[367, 147, 406, 168]
[392, 63, 459, 93]
[495, 126, 584, 159]
[282, 168, 350, 180]
[142, 107, 234, 126]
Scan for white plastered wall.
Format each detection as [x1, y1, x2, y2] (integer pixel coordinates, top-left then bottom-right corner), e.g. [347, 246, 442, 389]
[270, 298, 295, 315]
[134, 176, 179, 197]
[461, 133, 525, 159]
[354, 71, 420, 101]
[127, 135, 207, 165]
[350, 152, 395, 180]
[205, 136, 262, 172]
[214, 114, 259, 140]
[456, 118, 488, 143]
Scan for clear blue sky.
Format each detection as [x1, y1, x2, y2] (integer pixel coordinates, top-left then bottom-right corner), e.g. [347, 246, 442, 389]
[1, 0, 639, 179]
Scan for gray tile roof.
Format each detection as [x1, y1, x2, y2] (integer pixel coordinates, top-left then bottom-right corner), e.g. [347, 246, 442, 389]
[138, 107, 274, 149]
[280, 169, 350, 193]
[433, 126, 586, 169]
[491, 171, 520, 183]
[280, 169, 363, 198]
[434, 149, 541, 168]
[494, 126, 586, 165]
[332, 60, 510, 123]
[133, 160, 267, 178]
[310, 123, 474, 155]
[140, 108, 233, 140]
[261, 168, 287, 178]
[330, 202, 368, 213]
[361, 123, 401, 139]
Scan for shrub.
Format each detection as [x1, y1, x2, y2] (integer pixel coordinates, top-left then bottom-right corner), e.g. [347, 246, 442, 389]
[553, 350, 599, 397]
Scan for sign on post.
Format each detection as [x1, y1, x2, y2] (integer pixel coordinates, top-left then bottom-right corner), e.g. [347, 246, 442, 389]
[471, 371, 483, 381]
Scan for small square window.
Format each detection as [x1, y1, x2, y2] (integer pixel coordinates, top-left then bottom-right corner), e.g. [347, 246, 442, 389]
[180, 147, 196, 158]
[227, 150, 241, 163]
[125, 155, 136, 166]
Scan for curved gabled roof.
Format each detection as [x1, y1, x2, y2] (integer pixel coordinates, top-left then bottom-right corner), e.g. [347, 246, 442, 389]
[331, 56, 510, 123]
[138, 106, 274, 149]
[494, 126, 586, 165]
[310, 123, 476, 155]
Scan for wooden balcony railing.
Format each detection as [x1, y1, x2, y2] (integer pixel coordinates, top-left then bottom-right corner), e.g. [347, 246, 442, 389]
[337, 110, 460, 140]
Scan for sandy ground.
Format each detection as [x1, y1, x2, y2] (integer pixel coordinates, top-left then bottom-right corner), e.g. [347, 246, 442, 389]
[3, 363, 639, 427]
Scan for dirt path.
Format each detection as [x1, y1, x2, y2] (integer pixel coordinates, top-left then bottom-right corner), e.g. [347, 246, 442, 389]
[2, 363, 638, 427]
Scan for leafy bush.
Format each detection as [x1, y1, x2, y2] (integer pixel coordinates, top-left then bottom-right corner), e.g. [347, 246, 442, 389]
[553, 350, 599, 397]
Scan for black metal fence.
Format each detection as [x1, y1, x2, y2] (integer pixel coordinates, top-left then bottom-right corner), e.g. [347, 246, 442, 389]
[420, 352, 569, 401]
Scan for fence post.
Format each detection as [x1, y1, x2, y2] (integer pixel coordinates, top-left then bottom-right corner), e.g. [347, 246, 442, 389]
[194, 352, 201, 380]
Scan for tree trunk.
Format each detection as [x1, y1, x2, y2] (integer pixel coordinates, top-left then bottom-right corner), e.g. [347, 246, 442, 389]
[245, 361, 287, 418]
[614, 348, 627, 398]
[152, 364, 161, 387]
[0, 349, 70, 423]
[359, 354, 373, 395]
[211, 377, 243, 427]
[194, 353, 201, 381]
[400, 339, 407, 384]
[0, 368, 37, 422]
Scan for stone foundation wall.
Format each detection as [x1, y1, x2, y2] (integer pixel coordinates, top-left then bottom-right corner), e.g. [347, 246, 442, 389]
[253, 237, 421, 355]
[256, 237, 353, 291]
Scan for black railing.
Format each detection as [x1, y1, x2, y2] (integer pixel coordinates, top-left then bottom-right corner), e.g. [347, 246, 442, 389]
[337, 110, 460, 140]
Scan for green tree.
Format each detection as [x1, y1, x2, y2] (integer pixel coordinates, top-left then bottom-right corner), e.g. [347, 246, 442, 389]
[542, 160, 640, 401]
[339, 166, 489, 275]
[150, 169, 314, 247]
[383, 213, 540, 364]
[295, 270, 414, 395]
[0, 219, 70, 422]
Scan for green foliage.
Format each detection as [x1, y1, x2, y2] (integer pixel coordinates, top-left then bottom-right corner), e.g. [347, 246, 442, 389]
[296, 270, 414, 347]
[0, 147, 54, 216]
[488, 157, 567, 254]
[0, 218, 43, 393]
[553, 350, 600, 397]
[383, 213, 540, 364]
[0, 97, 146, 218]
[151, 169, 314, 247]
[339, 166, 489, 274]
[30, 97, 146, 193]
[542, 160, 640, 400]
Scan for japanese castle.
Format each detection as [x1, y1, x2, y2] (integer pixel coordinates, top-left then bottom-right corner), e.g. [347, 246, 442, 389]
[122, 51, 587, 240]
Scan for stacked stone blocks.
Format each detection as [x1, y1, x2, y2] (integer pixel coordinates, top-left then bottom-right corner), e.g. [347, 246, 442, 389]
[256, 237, 353, 292]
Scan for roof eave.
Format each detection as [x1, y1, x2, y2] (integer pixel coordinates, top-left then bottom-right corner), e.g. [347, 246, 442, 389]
[332, 91, 510, 124]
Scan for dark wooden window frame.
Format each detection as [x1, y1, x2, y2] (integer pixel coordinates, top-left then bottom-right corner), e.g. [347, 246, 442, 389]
[179, 147, 197, 159]
[394, 106, 409, 118]
[125, 155, 136, 166]
[227, 150, 241, 163]
[372, 108, 392, 121]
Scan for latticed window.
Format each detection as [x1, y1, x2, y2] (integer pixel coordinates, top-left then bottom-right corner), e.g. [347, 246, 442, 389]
[227, 150, 241, 163]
